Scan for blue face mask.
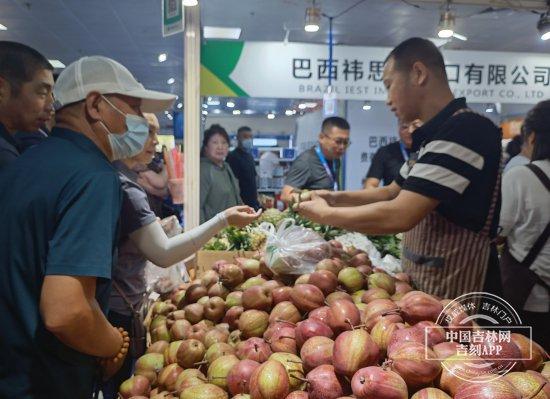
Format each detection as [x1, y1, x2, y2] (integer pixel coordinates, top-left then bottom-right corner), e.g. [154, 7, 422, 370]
[241, 138, 254, 151]
[100, 96, 150, 160]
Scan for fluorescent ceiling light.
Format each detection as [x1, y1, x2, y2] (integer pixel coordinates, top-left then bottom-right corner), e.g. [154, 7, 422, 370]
[542, 31, 550, 40]
[202, 110, 208, 115]
[203, 26, 242, 40]
[452, 33, 468, 41]
[362, 102, 372, 111]
[158, 53, 167, 63]
[177, 102, 183, 109]
[243, 109, 255, 115]
[226, 101, 235, 108]
[182, 0, 198, 6]
[207, 98, 221, 106]
[298, 103, 307, 110]
[167, 77, 175, 85]
[233, 110, 241, 115]
[202, 104, 208, 109]
[0, 24, 7, 31]
[212, 109, 222, 114]
[485, 106, 494, 113]
[304, 102, 318, 108]
[285, 110, 294, 116]
[48, 59, 65, 69]
[267, 113, 275, 120]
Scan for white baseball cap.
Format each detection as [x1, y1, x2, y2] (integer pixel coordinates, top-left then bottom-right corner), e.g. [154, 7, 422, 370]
[53, 56, 176, 112]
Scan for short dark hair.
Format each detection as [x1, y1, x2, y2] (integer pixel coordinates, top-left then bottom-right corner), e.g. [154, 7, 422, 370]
[237, 126, 252, 137]
[505, 135, 522, 158]
[201, 124, 230, 156]
[523, 100, 550, 161]
[385, 37, 447, 79]
[322, 117, 350, 133]
[0, 41, 52, 95]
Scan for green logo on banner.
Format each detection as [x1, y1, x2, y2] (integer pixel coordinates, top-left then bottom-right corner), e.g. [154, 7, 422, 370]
[201, 41, 248, 97]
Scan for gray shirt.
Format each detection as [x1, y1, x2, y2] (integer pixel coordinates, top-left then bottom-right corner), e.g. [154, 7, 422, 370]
[200, 157, 242, 223]
[285, 146, 340, 191]
[110, 161, 157, 315]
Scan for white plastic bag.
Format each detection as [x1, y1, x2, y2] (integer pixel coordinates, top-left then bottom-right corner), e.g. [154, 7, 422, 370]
[144, 216, 190, 295]
[261, 219, 332, 275]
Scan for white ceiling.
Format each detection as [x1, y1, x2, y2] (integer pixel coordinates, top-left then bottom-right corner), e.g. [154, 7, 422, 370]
[0, 0, 547, 127]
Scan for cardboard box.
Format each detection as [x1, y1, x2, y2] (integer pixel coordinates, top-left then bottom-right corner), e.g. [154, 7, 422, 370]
[196, 250, 258, 276]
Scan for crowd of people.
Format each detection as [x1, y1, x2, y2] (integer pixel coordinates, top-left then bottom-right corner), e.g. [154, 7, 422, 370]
[0, 35, 548, 399]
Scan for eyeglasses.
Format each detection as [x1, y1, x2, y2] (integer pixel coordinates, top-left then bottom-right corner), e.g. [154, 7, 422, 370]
[323, 133, 351, 147]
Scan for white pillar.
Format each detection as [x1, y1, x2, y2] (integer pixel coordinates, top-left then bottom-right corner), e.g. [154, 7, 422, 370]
[183, 4, 201, 231]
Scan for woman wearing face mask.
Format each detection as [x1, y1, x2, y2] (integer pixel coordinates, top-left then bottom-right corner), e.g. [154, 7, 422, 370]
[101, 117, 260, 398]
[200, 124, 243, 223]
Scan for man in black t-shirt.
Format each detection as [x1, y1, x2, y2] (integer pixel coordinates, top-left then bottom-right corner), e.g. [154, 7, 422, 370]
[227, 126, 260, 210]
[295, 38, 502, 299]
[364, 121, 413, 189]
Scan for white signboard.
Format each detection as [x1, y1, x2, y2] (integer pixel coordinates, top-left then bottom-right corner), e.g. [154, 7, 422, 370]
[225, 42, 550, 104]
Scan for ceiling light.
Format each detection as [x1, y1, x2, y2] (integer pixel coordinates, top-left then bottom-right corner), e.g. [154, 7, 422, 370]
[0, 24, 7, 31]
[304, 102, 318, 108]
[452, 33, 468, 41]
[285, 110, 294, 116]
[48, 59, 65, 69]
[158, 53, 167, 62]
[207, 97, 221, 106]
[226, 101, 235, 108]
[182, 0, 198, 6]
[167, 77, 175, 85]
[485, 104, 494, 113]
[538, 11, 550, 40]
[298, 103, 307, 110]
[304, 6, 321, 32]
[243, 109, 255, 115]
[233, 110, 241, 115]
[202, 104, 208, 109]
[203, 26, 242, 40]
[267, 113, 276, 120]
[212, 109, 222, 114]
[167, 114, 173, 120]
[362, 101, 372, 111]
[202, 110, 208, 115]
[438, 10, 455, 38]
[177, 102, 183, 109]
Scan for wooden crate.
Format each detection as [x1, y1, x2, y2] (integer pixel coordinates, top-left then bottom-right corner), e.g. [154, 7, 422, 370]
[196, 250, 258, 276]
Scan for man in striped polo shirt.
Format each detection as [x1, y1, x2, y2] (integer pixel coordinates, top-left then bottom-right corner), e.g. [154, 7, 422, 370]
[296, 37, 502, 299]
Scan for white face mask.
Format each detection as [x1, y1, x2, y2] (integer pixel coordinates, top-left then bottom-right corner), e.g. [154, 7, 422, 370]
[99, 96, 149, 160]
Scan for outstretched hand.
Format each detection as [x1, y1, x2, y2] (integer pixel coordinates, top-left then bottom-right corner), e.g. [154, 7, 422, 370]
[293, 191, 332, 224]
[225, 206, 263, 228]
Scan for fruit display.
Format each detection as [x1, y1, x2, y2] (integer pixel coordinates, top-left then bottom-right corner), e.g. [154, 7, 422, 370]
[203, 226, 268, 251]
[120, 242, 549, 399]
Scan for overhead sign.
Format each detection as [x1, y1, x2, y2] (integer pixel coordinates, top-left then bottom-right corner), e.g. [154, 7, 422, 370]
[201, 41, 550, 104]
[162, 0, 184, 37]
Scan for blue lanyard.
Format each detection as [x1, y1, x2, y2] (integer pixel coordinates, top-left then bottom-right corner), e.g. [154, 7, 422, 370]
[399, 141, 409, 162]
[315, 145, 339, 191]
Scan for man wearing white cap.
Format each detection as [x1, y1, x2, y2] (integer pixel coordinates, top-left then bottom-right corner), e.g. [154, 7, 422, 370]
[0, 56, 175, 399]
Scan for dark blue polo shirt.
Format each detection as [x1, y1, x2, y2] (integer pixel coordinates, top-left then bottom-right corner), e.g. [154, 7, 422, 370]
[0, 127, 122, 399]
[0, 121, 20, 169]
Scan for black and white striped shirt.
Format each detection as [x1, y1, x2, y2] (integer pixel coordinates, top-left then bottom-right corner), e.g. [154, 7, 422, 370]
[395, 98, 501, 234]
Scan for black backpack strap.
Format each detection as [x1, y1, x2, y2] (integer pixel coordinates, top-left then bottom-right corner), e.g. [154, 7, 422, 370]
[520, 164, 550, 271]
[526, 163, 550, 191]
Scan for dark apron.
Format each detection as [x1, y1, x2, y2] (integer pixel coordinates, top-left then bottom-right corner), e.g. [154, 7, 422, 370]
[500, 163, 550, 311]
[402, 109, 502, 299]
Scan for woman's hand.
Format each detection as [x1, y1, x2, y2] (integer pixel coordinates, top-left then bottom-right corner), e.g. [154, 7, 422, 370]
[225, 206, 263, 228]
